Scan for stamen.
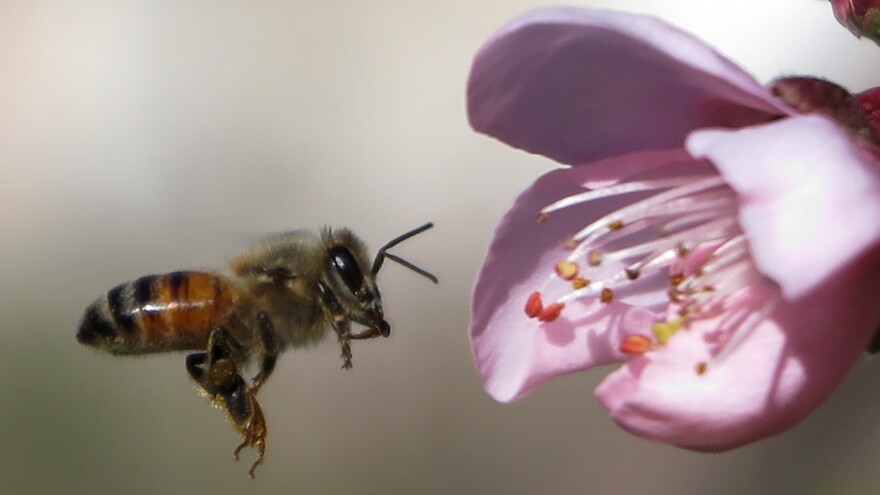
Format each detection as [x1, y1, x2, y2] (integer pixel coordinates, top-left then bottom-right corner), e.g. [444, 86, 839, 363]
[557, 282, 607, 305]
[697, 297, 778, 374]
[524, 292, 543, 319]
[555, 261, 579, 281]
[677, 261, 758, 309]
[605, 218, 739, 271]
[660, 208, 738, 236]
[623, 247, 680, 281]
[540, 176, 717, 215]
[570, 176, 729, 243]
[652, 317, 686, 345]
[620, 334, 654, 355]
[530, 167, 772, 374]
[602, 216, 739, 264]
[538, 302, 565, 322]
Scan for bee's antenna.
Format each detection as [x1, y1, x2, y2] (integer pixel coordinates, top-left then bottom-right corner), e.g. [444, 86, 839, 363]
[372, 222, 438, 284]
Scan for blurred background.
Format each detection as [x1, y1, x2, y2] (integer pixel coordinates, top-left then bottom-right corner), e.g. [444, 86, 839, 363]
[2, 0, 880, 494]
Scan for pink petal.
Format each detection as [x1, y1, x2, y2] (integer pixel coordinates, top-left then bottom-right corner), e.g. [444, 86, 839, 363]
[687, 116, 880, 299]
[596, 254, 880, 451]
[470, 163, 661, 402]
[467, 7, 789, 166]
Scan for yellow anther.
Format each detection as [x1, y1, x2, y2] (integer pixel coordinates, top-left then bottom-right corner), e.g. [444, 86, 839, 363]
[555, 260, 579, 281]
[651, 317, 686, 345]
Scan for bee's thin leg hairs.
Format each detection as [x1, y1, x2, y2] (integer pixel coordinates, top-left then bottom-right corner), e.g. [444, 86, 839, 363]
[185, 326, 267, 478]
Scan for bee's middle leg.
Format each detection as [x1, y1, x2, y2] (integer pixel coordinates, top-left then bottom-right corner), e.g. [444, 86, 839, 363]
[185, 327, 267, 478]
[251, 311, 280, 393]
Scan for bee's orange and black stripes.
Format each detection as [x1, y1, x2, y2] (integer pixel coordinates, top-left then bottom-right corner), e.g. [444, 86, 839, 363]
[77, 271, 237, 354]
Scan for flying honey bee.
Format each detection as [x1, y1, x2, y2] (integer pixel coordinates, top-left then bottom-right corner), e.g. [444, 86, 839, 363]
[76, 223, 436, 477]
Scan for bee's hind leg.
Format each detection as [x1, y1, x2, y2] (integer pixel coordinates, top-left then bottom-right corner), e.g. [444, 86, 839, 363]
[185, 327, 267, 478]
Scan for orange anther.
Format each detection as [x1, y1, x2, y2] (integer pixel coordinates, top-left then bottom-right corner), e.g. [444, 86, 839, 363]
[555, 260, 579, 281]
[608, 219, 624, 231]
[696, 362, 708, 375]
[538, 302, 565, 322]
[524, 291, 543, 319]
[572, 277, 589, 290]
[600, 287, 614, 304]
[620, 335, 653, 355]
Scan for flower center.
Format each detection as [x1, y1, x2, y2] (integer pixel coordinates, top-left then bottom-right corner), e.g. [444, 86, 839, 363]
[527, 169, 779, 373]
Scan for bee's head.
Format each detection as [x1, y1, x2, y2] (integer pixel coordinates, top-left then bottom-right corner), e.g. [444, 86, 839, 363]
[321, 223, 436, 336]
[321, 228, 387, 333]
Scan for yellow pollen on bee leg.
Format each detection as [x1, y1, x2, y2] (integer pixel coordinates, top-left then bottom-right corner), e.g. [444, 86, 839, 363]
[555, 260, 579, 281]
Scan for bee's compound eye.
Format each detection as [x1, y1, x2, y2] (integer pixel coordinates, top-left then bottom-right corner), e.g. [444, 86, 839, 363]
[379, 320, 390, 337]
[328, 245, 364, 294]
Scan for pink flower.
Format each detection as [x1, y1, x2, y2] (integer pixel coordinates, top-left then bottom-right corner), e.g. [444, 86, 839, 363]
[830, 0, 880, 45]
[468, 7, 880, 451]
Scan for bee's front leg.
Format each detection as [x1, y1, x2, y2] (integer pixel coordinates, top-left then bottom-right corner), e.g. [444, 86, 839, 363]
[333, 319, 353, 369]
[186, 327, 267, 478]
[315, 281, 354, 369]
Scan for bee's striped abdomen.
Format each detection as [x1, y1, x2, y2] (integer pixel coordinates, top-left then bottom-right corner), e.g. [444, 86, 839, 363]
[77, 271, 237, 354]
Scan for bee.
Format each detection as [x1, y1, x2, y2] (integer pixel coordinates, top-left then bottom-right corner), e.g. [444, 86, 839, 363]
[76, 223, 436, 477]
